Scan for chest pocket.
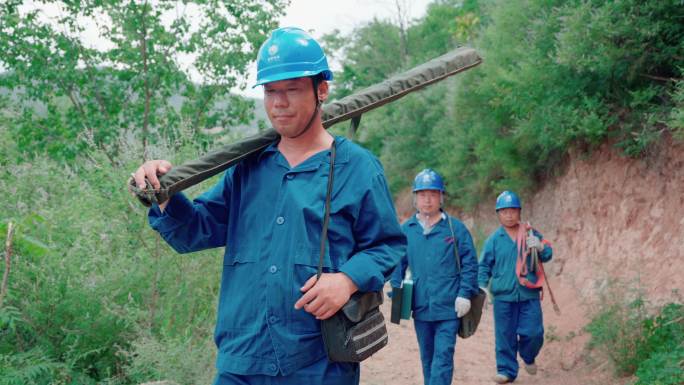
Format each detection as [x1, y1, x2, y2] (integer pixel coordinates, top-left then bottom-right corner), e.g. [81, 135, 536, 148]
[492, 239, 512, 279]
[223, 248, 257, 266]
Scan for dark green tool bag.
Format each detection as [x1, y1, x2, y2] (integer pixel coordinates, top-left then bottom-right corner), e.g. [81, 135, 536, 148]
[458, 288, 486, 339]
[389, 286, 403, 324]
[320, 291, 387, 362]
[317, 140, 388, 363]
[446, 215, 486, 339]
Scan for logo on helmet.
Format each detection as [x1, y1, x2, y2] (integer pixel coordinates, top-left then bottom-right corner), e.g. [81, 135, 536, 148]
[266, 44, 280, 63]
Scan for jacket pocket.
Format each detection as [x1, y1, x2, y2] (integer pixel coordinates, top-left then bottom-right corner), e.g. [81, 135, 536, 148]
[290, 244, 339, 332]
[217, 249, 258, 332]
[223, 248, 257, 266]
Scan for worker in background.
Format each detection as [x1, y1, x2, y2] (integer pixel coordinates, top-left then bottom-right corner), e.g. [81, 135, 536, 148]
[391, 168, 478, 385]
[478, 191, 553, 384]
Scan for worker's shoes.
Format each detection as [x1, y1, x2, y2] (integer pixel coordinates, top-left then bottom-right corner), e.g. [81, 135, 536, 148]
[524, 362, 538, 375]
[493, 374, 512, 384]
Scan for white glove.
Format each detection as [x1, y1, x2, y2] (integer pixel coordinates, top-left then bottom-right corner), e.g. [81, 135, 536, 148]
[480, 286, 493, 303]
[527, 234, 543, 252]
[455, 297, 471, 318]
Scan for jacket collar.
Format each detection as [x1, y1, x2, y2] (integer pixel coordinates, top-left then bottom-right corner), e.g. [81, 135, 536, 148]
[257, 135, 350, 170]
[406, 212, 448, 231]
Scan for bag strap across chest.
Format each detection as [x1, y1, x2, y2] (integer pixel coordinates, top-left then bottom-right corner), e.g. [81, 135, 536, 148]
[446, 215, 462, 273]
[317, 140, 336, 279]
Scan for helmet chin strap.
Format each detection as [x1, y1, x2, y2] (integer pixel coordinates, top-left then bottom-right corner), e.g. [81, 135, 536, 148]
[289, 78, 321, 139]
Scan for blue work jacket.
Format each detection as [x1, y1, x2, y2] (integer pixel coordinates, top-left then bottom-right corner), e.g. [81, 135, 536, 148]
[390, 214, 478, 321]
[148, 136, 406, 376]
[477, 226, 553, 302]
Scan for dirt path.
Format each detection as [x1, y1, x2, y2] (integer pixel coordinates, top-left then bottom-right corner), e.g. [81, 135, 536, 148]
[374, 139, 684, 385]
[360, 284, 623, 385]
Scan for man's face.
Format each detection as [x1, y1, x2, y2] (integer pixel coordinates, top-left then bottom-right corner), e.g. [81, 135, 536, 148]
[415, 189, 442, 217]
[497, 207, 521, 228]
[263, 77, 328, 138]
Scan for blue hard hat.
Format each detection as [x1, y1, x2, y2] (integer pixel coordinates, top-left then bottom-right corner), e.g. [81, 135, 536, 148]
[254, 27, 333, 88]
[413, 169, 445, 192]
[495, 190, 521, 211]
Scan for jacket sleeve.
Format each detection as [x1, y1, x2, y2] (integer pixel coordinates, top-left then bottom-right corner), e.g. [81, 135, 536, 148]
[534, 229, 553, 263]
[148, 170, 232, 253]
[477, 237, 495, 288]
[340, 173, 407, 293]
[389, 252, 408, 288]
[455, 220, 479, 299]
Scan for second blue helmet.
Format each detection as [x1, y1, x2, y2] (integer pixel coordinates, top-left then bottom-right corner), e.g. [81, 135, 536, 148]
[413, 169, 445, 192]
[495, 190, 521, 211]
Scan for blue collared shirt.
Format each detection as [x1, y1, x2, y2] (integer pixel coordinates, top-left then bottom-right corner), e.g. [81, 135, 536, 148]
[477, 226, 553, 302]
[148, 136, 406, 376]
[390, 213, 479, 321]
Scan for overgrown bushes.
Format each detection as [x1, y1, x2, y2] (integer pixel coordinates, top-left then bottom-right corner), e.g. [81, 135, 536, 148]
[327, 0, 684, 208]
[2, 1, 683, 384]
[0, 133, 221, 384]
[585, 284, 683, 385]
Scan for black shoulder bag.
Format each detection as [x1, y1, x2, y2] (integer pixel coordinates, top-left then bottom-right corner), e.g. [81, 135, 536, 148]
[447, 215, 486, 339]
[317, 140, 389, 362]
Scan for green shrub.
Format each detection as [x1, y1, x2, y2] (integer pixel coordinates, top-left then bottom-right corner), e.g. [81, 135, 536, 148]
[0, 127, 221, 384]
[122, 331, 216, 385]
[331, 0, 684, 209]
[0, 348, 64, 385]
[585, 292, 648, 375]
[586, 285, 683, 381]
[669, 79, 684, 140]
[634, 303, 684, 385]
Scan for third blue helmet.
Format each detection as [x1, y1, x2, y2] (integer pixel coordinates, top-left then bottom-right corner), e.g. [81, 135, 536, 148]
[495, 190, 521, 211]
[413, 169, 445, 192]
[254, 27, 333, 88]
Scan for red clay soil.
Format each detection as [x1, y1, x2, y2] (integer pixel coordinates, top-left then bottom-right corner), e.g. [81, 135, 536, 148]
[363, 137, 684, 385]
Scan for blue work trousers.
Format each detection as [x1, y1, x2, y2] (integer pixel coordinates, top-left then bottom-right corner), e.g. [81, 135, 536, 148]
[493, 299, 544, 380]
[212, 356, 359, 385]
[414, 319, 459, 385]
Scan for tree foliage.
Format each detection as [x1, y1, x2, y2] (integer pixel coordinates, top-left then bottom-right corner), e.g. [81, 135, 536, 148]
[326, 0, 684, 208]
[1, 0, 683, 383]
[0, 1, 286, 383]
[0, 0, 286, 161]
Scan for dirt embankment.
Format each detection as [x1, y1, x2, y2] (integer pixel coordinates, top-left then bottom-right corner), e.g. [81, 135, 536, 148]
[362, 138, 684, 385]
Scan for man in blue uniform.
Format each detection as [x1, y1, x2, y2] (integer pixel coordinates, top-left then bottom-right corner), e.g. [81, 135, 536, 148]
[390, 169, 479, 385]
[478, 191, 553, 384]
[132, 27, 406, 385]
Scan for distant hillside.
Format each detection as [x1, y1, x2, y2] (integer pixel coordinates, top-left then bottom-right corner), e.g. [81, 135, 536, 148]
[0, 77, 268, 137]
[227, 95, 268, 136]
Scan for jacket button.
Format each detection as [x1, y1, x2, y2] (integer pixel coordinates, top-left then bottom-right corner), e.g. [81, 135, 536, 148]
[286, 174, 294, 180]
[276, 216, 285, 225]
[269, 315, 278, 324]
[269, 363, 277, 372]
[269, 265, 277, 274]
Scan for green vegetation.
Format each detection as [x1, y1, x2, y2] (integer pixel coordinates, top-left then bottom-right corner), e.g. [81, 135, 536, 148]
[1, 0, 683, 384]
[0, 1, 285, 383]
[0, 117, 248, 385]
[325, 0, 684, 208]
[585, 284, 683, 384]
[0, 0, 285, 162]
[0, 134, 224, 384]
